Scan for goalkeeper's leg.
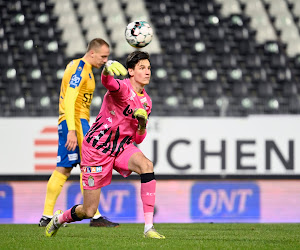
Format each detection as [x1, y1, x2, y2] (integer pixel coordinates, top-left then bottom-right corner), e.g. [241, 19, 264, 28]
[80, 172, 101, 217]
[80, 173, 102, 219]
[115, 147, 165, 239]
[45, 188, 101, 237]
[79, 173, 119, 227]
[140, 172, 165, 239]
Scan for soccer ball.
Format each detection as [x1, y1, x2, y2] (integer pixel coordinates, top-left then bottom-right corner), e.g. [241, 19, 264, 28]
[125, 20, 153, 48]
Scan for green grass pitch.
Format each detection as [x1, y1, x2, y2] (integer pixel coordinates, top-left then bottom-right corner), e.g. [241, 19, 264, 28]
[0, 223, 299, 249]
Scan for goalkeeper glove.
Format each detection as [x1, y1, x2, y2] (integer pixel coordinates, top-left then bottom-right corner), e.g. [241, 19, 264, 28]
[103, 60, 127, 76]
[134, 108, 148, 130]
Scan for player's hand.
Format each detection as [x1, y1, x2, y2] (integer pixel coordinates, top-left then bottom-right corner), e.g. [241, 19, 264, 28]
[134, 108, 148, 130]
[103, 60, 127, 76]
[65, 130, 77, 151]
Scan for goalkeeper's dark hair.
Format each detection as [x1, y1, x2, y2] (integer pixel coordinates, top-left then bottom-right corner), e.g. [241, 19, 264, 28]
[126, 51, 150, 69]
[86, 38, 109, 52]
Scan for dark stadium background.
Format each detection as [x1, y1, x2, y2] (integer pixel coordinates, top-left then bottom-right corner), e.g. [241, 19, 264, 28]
[1, 0, 300, 224]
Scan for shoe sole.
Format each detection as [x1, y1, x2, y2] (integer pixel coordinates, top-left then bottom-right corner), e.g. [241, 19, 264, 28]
[143, 235, 166, 239]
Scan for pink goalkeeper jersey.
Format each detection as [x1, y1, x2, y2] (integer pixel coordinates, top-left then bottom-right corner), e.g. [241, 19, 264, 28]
[81, 75, 152, 166]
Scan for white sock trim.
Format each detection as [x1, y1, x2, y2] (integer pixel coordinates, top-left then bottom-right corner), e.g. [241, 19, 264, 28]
[43, 215, 53, 219]
[93, 214, 101, 219]
[144, 224, 153, 234]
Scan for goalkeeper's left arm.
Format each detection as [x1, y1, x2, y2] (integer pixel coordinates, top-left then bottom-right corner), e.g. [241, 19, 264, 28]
[134, 108, 148, 144]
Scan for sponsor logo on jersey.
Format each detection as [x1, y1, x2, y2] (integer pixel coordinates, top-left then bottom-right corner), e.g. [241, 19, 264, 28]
[69, 74, 81, 88]
[123, 104, 134, 118]
[69, 60, 85, 88]
[82, 93, 93, 108]
[82, 166, 102, 173]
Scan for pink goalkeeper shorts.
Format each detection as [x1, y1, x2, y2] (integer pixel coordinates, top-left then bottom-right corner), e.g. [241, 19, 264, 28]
[81, 144, 141, 190]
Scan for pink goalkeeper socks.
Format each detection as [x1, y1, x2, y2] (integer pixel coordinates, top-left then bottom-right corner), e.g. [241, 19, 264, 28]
[141, 179, 156, 224]
[58, 208, 74, 224]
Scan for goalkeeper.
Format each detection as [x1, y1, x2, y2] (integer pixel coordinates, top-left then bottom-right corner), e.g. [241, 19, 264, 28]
[46, 51, 165, 239]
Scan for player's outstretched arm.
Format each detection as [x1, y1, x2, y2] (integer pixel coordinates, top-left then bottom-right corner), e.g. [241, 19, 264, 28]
[101, 60, 127, 91]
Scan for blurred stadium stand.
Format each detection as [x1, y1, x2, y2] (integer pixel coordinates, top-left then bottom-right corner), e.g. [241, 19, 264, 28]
[1, 0, 300, 117]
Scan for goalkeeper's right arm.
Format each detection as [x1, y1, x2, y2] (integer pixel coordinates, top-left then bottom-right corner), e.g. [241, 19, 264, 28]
[101, 60, 127, 91]
[102, 60, 127, 76]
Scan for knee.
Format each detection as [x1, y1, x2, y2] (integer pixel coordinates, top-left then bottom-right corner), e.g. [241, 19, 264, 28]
[64, 168, 72, 178]
[139, 159, 153, 174]
[55, 167, 72, 178]
[66, 172, 71, 178]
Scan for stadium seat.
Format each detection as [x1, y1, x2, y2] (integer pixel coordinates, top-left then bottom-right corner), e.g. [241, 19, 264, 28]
[182, 82, 200, 97]
[246, 54, 262, 68]
[289, 95, 300, 113]
[232, 82, 249, 97]
[207, 82, 223, 97]
[257, 82, 274, 98]
[1, 0, 300, 116]
[282, 82, 298, 97]
[196, 53, 214, 68]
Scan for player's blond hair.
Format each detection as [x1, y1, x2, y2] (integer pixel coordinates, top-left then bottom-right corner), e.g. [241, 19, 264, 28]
[87, 38, 109, 52]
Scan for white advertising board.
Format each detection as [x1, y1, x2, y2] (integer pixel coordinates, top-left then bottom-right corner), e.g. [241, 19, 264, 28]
[0, 116, 299, 175]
